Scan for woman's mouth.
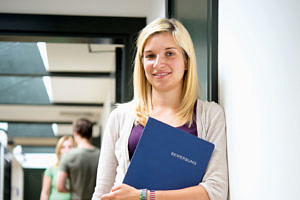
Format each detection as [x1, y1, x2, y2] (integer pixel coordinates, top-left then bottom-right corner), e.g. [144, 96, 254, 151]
[153, 72, 171, 77]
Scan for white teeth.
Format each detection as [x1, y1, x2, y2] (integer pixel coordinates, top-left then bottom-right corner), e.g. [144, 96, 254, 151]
[154, 72, 169, 76]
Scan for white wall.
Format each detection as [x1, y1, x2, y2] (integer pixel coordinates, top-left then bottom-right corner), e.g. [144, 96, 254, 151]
[0, 0, 165, 22]
[219, 1, 300, 199]
[146, 0, 166, 23]
[0, 0, 147, 17]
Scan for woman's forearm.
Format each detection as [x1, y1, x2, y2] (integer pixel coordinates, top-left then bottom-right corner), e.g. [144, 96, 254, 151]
[40, 193, 49, 200]
[149, 185, 209, 200]
[40, 175, 51, 200]
[101, 184, 209, 200]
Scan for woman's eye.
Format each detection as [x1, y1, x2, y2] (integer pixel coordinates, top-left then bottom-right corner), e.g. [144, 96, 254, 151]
[145, 54, 155, 59]
[166, 52, 174, 56]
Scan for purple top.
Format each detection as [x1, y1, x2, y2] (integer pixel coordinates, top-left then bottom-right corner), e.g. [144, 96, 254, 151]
[128, 101, 198, 159]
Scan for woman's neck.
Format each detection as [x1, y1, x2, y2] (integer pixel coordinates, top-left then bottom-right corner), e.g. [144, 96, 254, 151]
[151, 87, 182, 110]
[150, 87, 184, 127]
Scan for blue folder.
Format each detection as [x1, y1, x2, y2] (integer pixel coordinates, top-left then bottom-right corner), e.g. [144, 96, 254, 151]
[123, 117, 215, 190]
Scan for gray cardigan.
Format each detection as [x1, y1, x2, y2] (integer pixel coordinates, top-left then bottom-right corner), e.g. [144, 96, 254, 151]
[92, 99, 228, 200]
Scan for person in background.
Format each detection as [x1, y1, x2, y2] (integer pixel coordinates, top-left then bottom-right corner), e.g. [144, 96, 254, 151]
[92, 18, 228, 200]
[57, 118, 100, 200]
[40, 136, 75, 200]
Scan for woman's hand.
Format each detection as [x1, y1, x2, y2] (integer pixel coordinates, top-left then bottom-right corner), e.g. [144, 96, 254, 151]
[101, 184, 140, 200]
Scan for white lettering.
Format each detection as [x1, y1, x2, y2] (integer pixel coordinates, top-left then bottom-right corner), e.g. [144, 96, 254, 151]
[170, 152, 197, 166]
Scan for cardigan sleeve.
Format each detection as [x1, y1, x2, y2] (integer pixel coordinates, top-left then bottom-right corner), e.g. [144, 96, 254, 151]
[199, 102, 229, 200]
[91, 108, 119, 200]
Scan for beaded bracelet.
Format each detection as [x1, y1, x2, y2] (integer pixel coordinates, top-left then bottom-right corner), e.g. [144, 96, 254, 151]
[140, 189, 147, 200]
[139, 190, 142, 200]
[150, 190, 155, 200]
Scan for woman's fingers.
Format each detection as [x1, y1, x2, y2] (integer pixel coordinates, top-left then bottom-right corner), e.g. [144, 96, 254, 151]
[101, 191, 114, 200]
[101, 184, 139, 200]
[111, 185, 122, 192]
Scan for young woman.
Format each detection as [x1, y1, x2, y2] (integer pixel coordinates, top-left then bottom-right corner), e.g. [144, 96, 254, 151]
[92, 18, 228, 200]
[40, 136, 75, 200]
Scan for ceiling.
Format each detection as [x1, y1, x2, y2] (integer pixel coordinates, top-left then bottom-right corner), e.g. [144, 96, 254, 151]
[0, 41, 121, 155]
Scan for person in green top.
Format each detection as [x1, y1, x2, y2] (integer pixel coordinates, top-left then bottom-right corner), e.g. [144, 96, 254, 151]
[40, 136, 75, 200]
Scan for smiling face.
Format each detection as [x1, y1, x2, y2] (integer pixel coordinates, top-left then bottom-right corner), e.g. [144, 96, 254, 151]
[60, 138, 74, 156]
[142, 32, 187, 93]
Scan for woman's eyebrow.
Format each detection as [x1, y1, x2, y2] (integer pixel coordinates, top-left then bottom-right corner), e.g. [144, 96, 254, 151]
[144, 47, 178, 53]
[165, 47, 177, 50]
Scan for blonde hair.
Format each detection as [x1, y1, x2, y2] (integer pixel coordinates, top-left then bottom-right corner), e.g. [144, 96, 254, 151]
[55, 136, 75, 166]
[133, 18, 198, 126]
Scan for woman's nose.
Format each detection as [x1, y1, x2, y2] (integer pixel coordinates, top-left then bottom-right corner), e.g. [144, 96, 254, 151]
[153, 54, 167, 68]
[153, 54, 160, 68]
